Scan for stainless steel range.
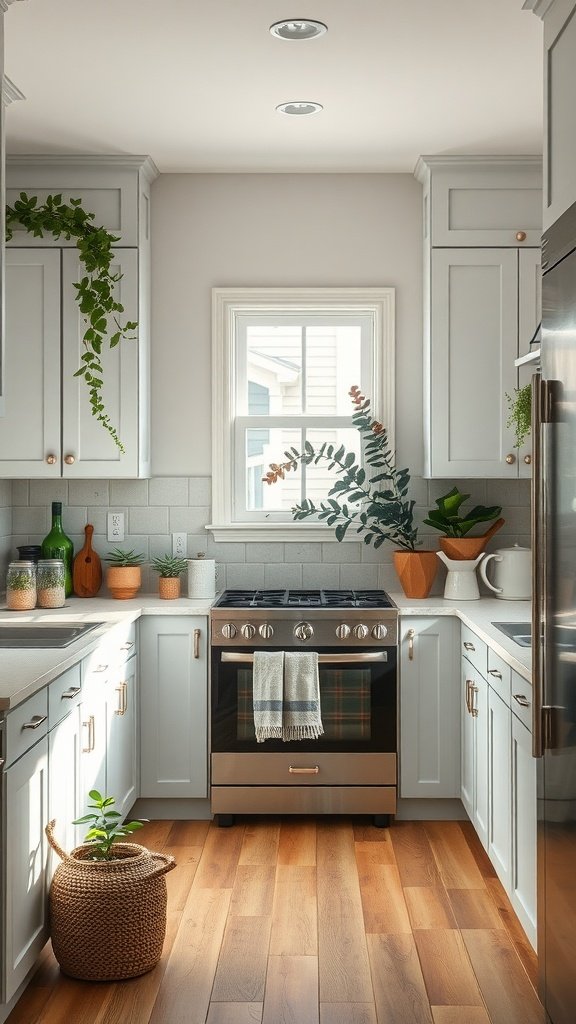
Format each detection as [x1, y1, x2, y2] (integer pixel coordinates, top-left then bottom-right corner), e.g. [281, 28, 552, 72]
[210, 589, 398, 827]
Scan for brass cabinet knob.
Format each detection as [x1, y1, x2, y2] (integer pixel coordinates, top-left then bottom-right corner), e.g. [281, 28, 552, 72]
[524, 454, 532, 465]
[45, 454, 57, 465]
[505, 453, 516, 465]
[64, 454, 75, 465]
[515, 230, 527, 242]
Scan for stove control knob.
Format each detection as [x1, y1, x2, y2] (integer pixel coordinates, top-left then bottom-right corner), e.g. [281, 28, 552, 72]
[371, 623, 388, 640]
[221, 623, 237, 640]
[241, 623, 256, 640]
[294, 621, 314, 641]
[259, 623, 274, 639]
[353, 623, 369, 640]
[336, 623, 351, 639]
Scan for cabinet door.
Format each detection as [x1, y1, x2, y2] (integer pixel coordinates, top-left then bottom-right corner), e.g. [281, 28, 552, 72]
[78, 663, 107, 815]
[511, 713, 537, 949]
[61, 247, 142, 478]
[543, 1, 576, 228]
[48, 707, 83, 874]
[428, 248, 518, 478]
[518, 248, 542, 478]
[140, 616, 207, 798]
[0, 249, 61, 477]
[461, 662, 475, 820]
[400, 616, 460, 798]
[4, 738, 48, 1003]
[473, 672, 489, 850]
[487, 686, 511, 890]
[106, 655, 138, 819]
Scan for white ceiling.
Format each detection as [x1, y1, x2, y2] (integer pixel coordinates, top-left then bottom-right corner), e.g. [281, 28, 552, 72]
[4, 0, 543, 174]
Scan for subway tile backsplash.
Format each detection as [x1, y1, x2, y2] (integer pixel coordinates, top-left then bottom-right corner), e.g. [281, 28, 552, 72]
[4, 475, 531, 597]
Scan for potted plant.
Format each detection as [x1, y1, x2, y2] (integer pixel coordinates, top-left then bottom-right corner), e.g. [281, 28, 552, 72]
[423, 487, 504, 560]
[150, 553, 188, 599]
[105, 547, 145, 599]
[505, 383, 532, 449]
[45, 790, 175, 981]
[263, 385, 438, 598]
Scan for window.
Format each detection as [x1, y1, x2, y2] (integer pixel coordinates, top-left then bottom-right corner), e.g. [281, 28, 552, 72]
[210, 287, 395, 541]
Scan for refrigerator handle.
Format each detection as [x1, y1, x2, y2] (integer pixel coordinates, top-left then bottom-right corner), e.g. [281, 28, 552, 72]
[531, 371, 544, 758]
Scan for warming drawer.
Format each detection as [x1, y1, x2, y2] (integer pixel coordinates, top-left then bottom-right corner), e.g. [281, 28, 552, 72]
[212, 751, 396, 786]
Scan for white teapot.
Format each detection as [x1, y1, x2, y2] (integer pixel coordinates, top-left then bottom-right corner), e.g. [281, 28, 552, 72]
[479, 544, 531, 600]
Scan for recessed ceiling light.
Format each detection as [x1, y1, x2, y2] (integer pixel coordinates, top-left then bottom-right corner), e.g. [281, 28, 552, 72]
[276, 101, 323, 115]
[269, 20, 328, 41]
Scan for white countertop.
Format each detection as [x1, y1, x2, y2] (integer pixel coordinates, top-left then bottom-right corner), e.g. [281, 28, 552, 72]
[0, 594, 214, 711]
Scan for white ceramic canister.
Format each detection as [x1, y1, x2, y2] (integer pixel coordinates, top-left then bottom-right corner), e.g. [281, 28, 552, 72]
[479, 544, 531, 600]
[187, 553, 216, 599]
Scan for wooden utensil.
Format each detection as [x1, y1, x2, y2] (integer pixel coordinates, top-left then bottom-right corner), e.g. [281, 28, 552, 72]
[73, 524, 102, 597]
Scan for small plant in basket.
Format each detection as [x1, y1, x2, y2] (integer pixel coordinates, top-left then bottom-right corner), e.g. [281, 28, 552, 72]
[150, 553, 188, 599]
[73, 789, 146, 861]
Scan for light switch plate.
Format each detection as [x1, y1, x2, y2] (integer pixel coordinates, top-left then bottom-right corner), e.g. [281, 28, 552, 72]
[107, 512, 125, 543]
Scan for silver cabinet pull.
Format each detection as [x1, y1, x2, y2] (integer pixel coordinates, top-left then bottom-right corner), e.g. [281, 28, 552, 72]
[194, 628, 201, 660]
[114, 684, 126, 716]
[407, 628, 415, 660]
[93, 664, 108, 674]
[22, 714, 48, 730]
[471, 684, 479, 718]
[465, 679, 473, 714]
[82, 715, 95, 753]
[289, 765, 319, 774]
[488, 669, 502, 679]
[513, 693, 530, 708]
[463, 641, 475, 651]
[61, 686, 81, 700]
[120, 641, 134, 651]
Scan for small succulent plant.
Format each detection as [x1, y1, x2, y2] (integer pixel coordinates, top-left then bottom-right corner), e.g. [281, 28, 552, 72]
[105, 547, 146, 567]
[150, 554, 188, 578]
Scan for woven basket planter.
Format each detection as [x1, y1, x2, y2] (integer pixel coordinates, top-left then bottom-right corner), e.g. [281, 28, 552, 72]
[46, 820, 176, 981]
[158, 576, 181, 600]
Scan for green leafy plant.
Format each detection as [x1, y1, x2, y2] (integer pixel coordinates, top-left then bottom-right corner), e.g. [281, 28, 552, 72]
[505, 383, 532, 449]
[150, 554, 188, 578]
[72, 790, 146, 861]
[423, 487, 502, 538]
[105, 547, 146, 567]
[6, 192, 138, 453]
[263, 386, 418, 550]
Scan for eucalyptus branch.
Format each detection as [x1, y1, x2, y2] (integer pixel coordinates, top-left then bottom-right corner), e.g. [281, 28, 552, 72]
[6, 192, 138, 452]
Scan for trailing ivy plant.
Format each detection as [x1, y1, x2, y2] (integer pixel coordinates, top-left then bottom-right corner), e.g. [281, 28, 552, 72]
[263, 386, 419, 550]
[6, 192, 138, 452]
[505, 383, 532, 449]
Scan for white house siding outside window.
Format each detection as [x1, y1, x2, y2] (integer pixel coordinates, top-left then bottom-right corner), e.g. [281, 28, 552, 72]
[210, 288, 395, 542]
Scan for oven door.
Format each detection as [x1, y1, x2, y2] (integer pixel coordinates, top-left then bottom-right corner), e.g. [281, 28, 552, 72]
[211, 645, 396, 754]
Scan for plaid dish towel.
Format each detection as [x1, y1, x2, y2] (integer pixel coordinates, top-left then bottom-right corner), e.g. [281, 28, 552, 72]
[283, 651, 324, 741]
[253, 650, 284, 742]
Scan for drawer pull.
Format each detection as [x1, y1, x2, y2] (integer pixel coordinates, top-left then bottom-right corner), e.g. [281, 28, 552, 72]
[22, 714, 47, 730]
[407, 628, 415, 660]
[488, 669, 502, 679]
[463, 642, 475, 651]
[288, 765, 319, 775]
[61, 686, 81, 700]
[93, 664, 108, 674]
[120, 641, 134, 651]
[513, 693, 530, 708]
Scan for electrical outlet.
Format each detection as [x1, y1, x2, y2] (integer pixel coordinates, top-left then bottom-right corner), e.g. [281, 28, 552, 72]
[107, 512, 125, 543]
[172, 532, 187, 558]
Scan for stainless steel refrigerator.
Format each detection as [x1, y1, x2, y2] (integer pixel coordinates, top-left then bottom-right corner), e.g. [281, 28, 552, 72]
[534, 200, 576, 1024]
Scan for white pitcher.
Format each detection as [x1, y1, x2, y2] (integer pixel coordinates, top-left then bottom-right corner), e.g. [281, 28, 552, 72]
[436, 551, 485, 600]
[479, 544, 531, 600]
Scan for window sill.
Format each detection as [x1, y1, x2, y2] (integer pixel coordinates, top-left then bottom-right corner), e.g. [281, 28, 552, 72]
[206, 523, 355, 543]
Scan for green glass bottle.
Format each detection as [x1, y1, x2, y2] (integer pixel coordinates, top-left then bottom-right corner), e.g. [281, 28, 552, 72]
[41, 501, 74, 597]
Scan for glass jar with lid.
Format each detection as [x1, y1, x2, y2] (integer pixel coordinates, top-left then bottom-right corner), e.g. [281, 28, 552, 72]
[6, 560, 37, 610]
[36, 558, 66, 609]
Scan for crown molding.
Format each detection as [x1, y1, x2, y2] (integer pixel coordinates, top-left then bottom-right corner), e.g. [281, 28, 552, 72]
[3, 75, 24, 105]
[522, 0, 556, 16]
[414, 153, 542, 182]
[6, 153, 159, 180]
[0, 0, 27, 10]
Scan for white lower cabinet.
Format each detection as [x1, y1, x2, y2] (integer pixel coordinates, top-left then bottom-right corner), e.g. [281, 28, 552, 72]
[461, 661, 489, 850]
[510, 695, 537, 948]
[106, 655, 138, 819]
[487, 686, 511, 890]
[139, 616, 208, 798]
[400, 616, 460, 798]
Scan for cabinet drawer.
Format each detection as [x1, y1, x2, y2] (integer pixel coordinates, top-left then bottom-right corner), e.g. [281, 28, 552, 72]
[48, 664, 82, 728]
[486, 650, 511, 707]
[461, 625, 487, 675]
[6, 689, 49, 767]
[511, 672, 532, 732]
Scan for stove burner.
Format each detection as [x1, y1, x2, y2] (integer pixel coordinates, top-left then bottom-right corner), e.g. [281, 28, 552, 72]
[214, 588, 395, 609]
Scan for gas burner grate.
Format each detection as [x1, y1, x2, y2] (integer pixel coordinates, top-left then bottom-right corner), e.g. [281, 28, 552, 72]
[214, 588, 395, 610]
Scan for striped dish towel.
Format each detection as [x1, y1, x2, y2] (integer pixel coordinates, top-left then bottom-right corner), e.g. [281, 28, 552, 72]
[253, 650, 284, 743]
[283, 651, 324, 741]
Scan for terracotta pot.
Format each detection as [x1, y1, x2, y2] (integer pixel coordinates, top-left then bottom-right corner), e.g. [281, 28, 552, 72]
[393, 550, 438, 599]
[438, 517, 505, 561]
[158, 576, 181, 600]
[106, 565, 142, 600]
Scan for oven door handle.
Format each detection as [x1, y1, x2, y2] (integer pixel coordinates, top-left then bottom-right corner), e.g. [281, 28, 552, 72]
[219, 651, 388, 664]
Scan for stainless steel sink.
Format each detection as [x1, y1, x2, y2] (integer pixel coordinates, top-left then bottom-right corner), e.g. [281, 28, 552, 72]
[0, 621, 104, 648]
[492, 621, 531, 647]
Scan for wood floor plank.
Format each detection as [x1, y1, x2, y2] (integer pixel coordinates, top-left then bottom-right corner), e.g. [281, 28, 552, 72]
[404, 887, 457, 930]
[163, 845, 204, 912]
[459, 821, 498, 879]
[484, 875, 538, 990]
[390, 822, 442, 887]
[413, 929, 484, 1006]
[24, 978, 114, 1024]
[164, 819, 211, 846]
[126, 819, 174, 850]
[207, 1004, 263, 1024]
[269, 864, 317, 955]
[211, 916, 271, 1002]
[367, 932, 434, 1024]
[317, 822, 373, 1002]
[193, 822, 245, 888]
[239, 820, 280, 865]
[353, 818, 394, 843]
[230, 864, 276, 917]
[448, 888, 503, 930]
[320, 1004, 377, 1023]
[358, 862, 412, 934]
[355, 837, 396, 866]
[424, 822, 486, 890]
[278, 818, 317, 865]
[262, 955, 319, 1024]
[431, 1008, 491, 1024]
[462, 929, 544, 1024]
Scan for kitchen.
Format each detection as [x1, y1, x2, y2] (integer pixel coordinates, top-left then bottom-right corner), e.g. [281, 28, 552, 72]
[0, 1, 572, 1023]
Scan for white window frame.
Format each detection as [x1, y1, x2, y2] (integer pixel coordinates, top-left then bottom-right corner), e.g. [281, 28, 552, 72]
[208, 286, 395, 542]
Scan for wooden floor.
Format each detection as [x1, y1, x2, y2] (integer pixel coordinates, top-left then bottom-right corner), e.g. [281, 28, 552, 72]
[8, 817, 545, 1024]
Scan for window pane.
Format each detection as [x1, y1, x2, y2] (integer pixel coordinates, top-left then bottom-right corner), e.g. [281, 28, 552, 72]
[246, 326, 302, 414]
[305, 428, 362, 506]
[246, 427, 302, 511]
[305, 326, 362, 414]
